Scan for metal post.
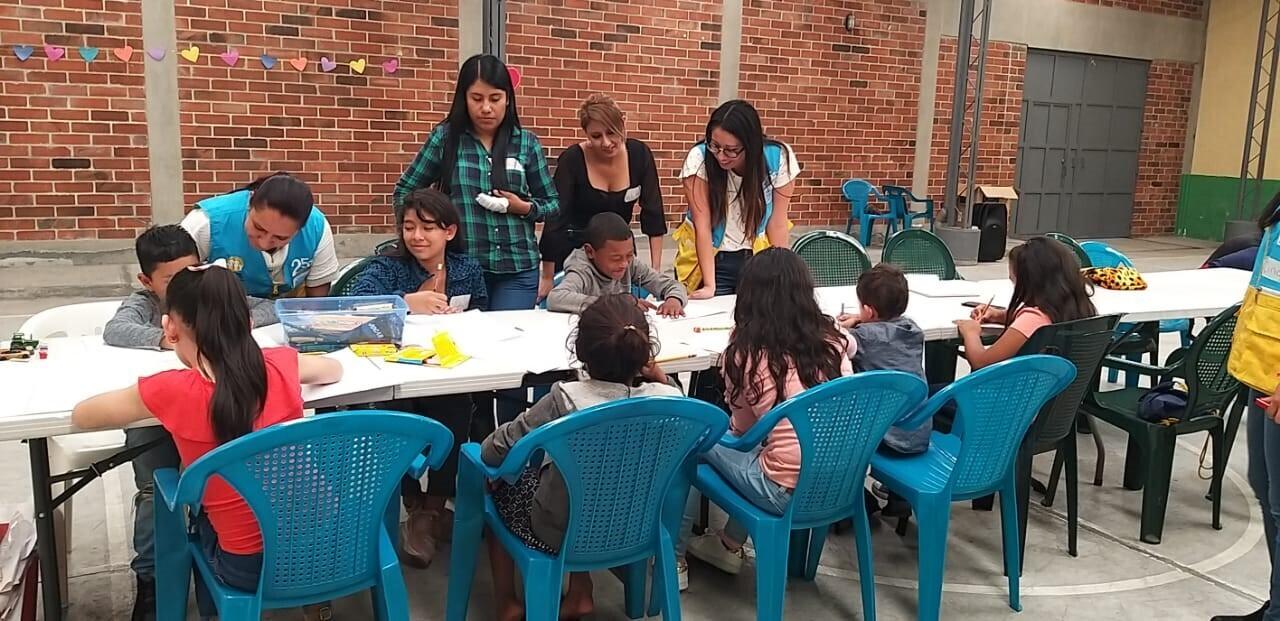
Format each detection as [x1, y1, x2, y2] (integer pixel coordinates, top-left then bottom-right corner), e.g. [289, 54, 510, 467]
[963, 0, 993, 227]
[29, 439, 63, 620]
[483, 0, 506, 59]
[942, 0, 976, 226]
[1238, 0, 1280, 221]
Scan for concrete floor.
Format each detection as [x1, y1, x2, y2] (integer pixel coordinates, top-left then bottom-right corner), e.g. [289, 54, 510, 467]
[3, 234, 1269, 620]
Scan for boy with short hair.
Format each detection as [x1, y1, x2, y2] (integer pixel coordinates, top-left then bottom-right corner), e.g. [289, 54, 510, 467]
[547, 212, 688, 317]
[839, 264, 927, 517]
[103, 224, 279, 621]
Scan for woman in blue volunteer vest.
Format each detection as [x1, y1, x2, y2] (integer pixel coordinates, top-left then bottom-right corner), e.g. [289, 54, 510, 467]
[676, 99, 800, 299]
[1218, 193, 1280, 621]
[181, 173, 339, 299]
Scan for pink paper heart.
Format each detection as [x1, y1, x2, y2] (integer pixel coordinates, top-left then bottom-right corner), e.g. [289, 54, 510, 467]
[381, 58, 399, 74]
[507, 66, 521, 89]
[147, 47, 165, 61]
[319, 56, 336, 72]
[44, 45, 65, 62]
[113, 45, 134, 62]
[219, 49, 239, 66]
[288, 57, 307, 71]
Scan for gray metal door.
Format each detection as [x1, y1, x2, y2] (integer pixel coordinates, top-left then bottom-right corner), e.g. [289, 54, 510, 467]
[1015, 50, 1148, 238]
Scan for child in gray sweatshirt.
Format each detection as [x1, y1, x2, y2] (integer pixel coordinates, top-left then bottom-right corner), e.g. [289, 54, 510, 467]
[547, 212, 687, 316]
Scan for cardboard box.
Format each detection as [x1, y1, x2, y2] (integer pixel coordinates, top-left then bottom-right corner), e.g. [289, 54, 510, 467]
[959, 185, 1019, 202]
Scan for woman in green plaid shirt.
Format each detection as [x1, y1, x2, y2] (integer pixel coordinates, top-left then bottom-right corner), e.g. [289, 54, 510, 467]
[394, 54, 558, 311]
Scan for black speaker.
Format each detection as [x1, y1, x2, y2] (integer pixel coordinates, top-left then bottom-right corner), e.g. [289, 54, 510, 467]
[973, 202, 1008, 262]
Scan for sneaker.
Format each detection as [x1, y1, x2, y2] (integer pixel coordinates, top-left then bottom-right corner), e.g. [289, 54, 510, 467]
[687, 533, 745, 575]
[400, 508, 440, 568]
[676, 557, 689, 592]
[1211, 602, 1269, 621]
[131, 576, 156, 621]
[302, 602, 334, 621]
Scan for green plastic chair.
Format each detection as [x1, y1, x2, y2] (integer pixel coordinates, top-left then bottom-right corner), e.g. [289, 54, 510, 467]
[1082, 304, 1242, 544]
[374, 239, 398, 255]
[330, 257, 374, 296]
[792, 230, 872, 287]
[881, 229, 961, 280]
[1045, 232, 1092, 269]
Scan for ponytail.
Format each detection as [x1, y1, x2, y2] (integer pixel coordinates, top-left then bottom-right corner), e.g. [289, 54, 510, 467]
[572, 294, 656, 384]
[165, 266, 267, 444]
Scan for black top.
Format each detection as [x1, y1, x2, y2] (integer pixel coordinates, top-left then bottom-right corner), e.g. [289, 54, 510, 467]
[539, 138, 666, 268]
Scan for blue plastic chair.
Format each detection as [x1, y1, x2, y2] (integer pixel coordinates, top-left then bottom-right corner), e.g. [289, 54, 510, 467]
[537, 271, 566, 310]
[696, 372, 928, 621]
[1079, 240, 1194, 386]
[842, 179, 898, 247]
[882, 185, 936, 231]
[446, 396, 730, 621]
[870, 356, 1077, 621]
[153, 411, 454, 621]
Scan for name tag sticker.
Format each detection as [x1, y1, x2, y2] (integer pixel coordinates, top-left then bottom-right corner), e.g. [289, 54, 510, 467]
[449, 294, 471, 310]
[623, 186, 641, 202]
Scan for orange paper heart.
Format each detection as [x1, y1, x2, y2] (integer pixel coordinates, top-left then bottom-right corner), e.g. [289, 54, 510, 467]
[113, 45, 133, 62]
[288, 57, 307, 71]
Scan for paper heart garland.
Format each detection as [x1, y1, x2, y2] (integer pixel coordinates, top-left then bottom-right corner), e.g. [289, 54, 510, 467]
[147, 47, 165, 61]
[13, 45, 34, 61]
[507, 66, 521, 89]
[113, 46, 134, 62]
[319, 57, 336, 72]
[219, 49, 239, 66]
[381, 58, 399, 74]
[79, 46, 99, 62]
[259, 54, 276, 69]
[44, 45, 65, 62]
[288, 57, 307, 71]
[179, 45, 200, 63]
[348, 58, 366, 74]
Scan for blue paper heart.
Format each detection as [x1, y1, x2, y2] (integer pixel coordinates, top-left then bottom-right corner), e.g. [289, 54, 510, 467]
[259, 54, 277, 69]
[13, 45, 34, 61]
[78, 46, 99, 62]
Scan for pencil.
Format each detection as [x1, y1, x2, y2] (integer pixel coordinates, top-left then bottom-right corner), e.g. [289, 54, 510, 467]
[693, 326, 732, 333]
[655, 353, 697, 363]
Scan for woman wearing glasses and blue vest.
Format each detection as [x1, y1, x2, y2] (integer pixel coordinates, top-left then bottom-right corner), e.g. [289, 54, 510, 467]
[675, 100, 800, 299]
[181, 173, 340, 299]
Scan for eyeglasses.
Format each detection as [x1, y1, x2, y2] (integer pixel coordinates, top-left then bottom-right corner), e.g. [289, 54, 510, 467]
[707, 141, 745, 158]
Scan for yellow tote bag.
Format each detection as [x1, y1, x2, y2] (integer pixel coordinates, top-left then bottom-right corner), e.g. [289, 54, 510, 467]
[1229, 287, 1280, 394]
[672, 219, 789, 291]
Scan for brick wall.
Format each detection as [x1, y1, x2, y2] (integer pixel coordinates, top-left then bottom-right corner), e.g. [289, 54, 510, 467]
[176, 0, 457, 236]
[927, 38, 1026, 216]
[1068, 0, 1204, 20]
[737, 0, 926, 226]
[0, 0, 149, 242]
[505, 0, 722, 229]
[1132, 60, 1195, 236]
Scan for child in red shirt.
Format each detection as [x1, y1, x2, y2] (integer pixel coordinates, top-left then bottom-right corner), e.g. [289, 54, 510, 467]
[72, 264, 342, 617]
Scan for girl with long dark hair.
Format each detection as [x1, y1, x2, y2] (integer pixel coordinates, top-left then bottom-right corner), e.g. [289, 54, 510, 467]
[682, 248, 854, 580]
[956, 236, 1097, 369]
[675, 100, 800, 299]
[394, 54, 558, 311]
[72, 264, 342, 617]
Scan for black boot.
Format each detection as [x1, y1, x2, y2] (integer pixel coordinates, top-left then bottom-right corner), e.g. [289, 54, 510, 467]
[1211, 601, 1269, 621]
[131, 576, 156, 621]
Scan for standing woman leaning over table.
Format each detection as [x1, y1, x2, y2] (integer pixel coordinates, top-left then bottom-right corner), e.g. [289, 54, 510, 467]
[676, 99, 799, 299]
[538, 94, 667, 299]
[1216, 192, 1280, 621]
[394, 53, 558, 312]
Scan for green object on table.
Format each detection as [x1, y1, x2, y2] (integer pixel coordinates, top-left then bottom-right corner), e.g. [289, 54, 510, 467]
[1082, 303, 1242, 545]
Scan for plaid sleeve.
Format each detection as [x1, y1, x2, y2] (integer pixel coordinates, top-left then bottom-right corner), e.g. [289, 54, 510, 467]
[520, 131, 558, 223]
[394, 125, 446, 208]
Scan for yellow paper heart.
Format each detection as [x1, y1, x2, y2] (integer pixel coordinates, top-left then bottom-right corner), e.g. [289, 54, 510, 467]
[179, 45, 200, 63]
[349, 58, 366, 74]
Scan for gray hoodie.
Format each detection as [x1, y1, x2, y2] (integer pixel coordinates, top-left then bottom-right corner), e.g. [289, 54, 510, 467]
[103, 290, 280, 350]
[480, 378, 683, 549]
[547, 248, 688, 313]
[852, 316, 930, 454]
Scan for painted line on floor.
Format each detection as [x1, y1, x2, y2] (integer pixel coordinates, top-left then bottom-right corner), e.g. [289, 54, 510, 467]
[805, 437, 1264, 600]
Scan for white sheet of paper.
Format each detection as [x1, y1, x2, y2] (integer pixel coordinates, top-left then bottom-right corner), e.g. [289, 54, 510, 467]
[908, 279, 985, 298]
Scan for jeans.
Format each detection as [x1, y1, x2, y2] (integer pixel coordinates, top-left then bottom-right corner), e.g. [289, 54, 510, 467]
[1246, 391, 1280, 620]
[387, 395, 473, 504]
[125, 426, 181, 580]
[713, 250, 751, 296]
[192, 513, 263, 618]
[680, 443, 792, 552]
[482, 269, 541, 425]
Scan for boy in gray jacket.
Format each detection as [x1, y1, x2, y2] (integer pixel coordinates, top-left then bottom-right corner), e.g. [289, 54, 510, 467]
[839, 264, 926, 518]
[547, 212, 687, 316]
